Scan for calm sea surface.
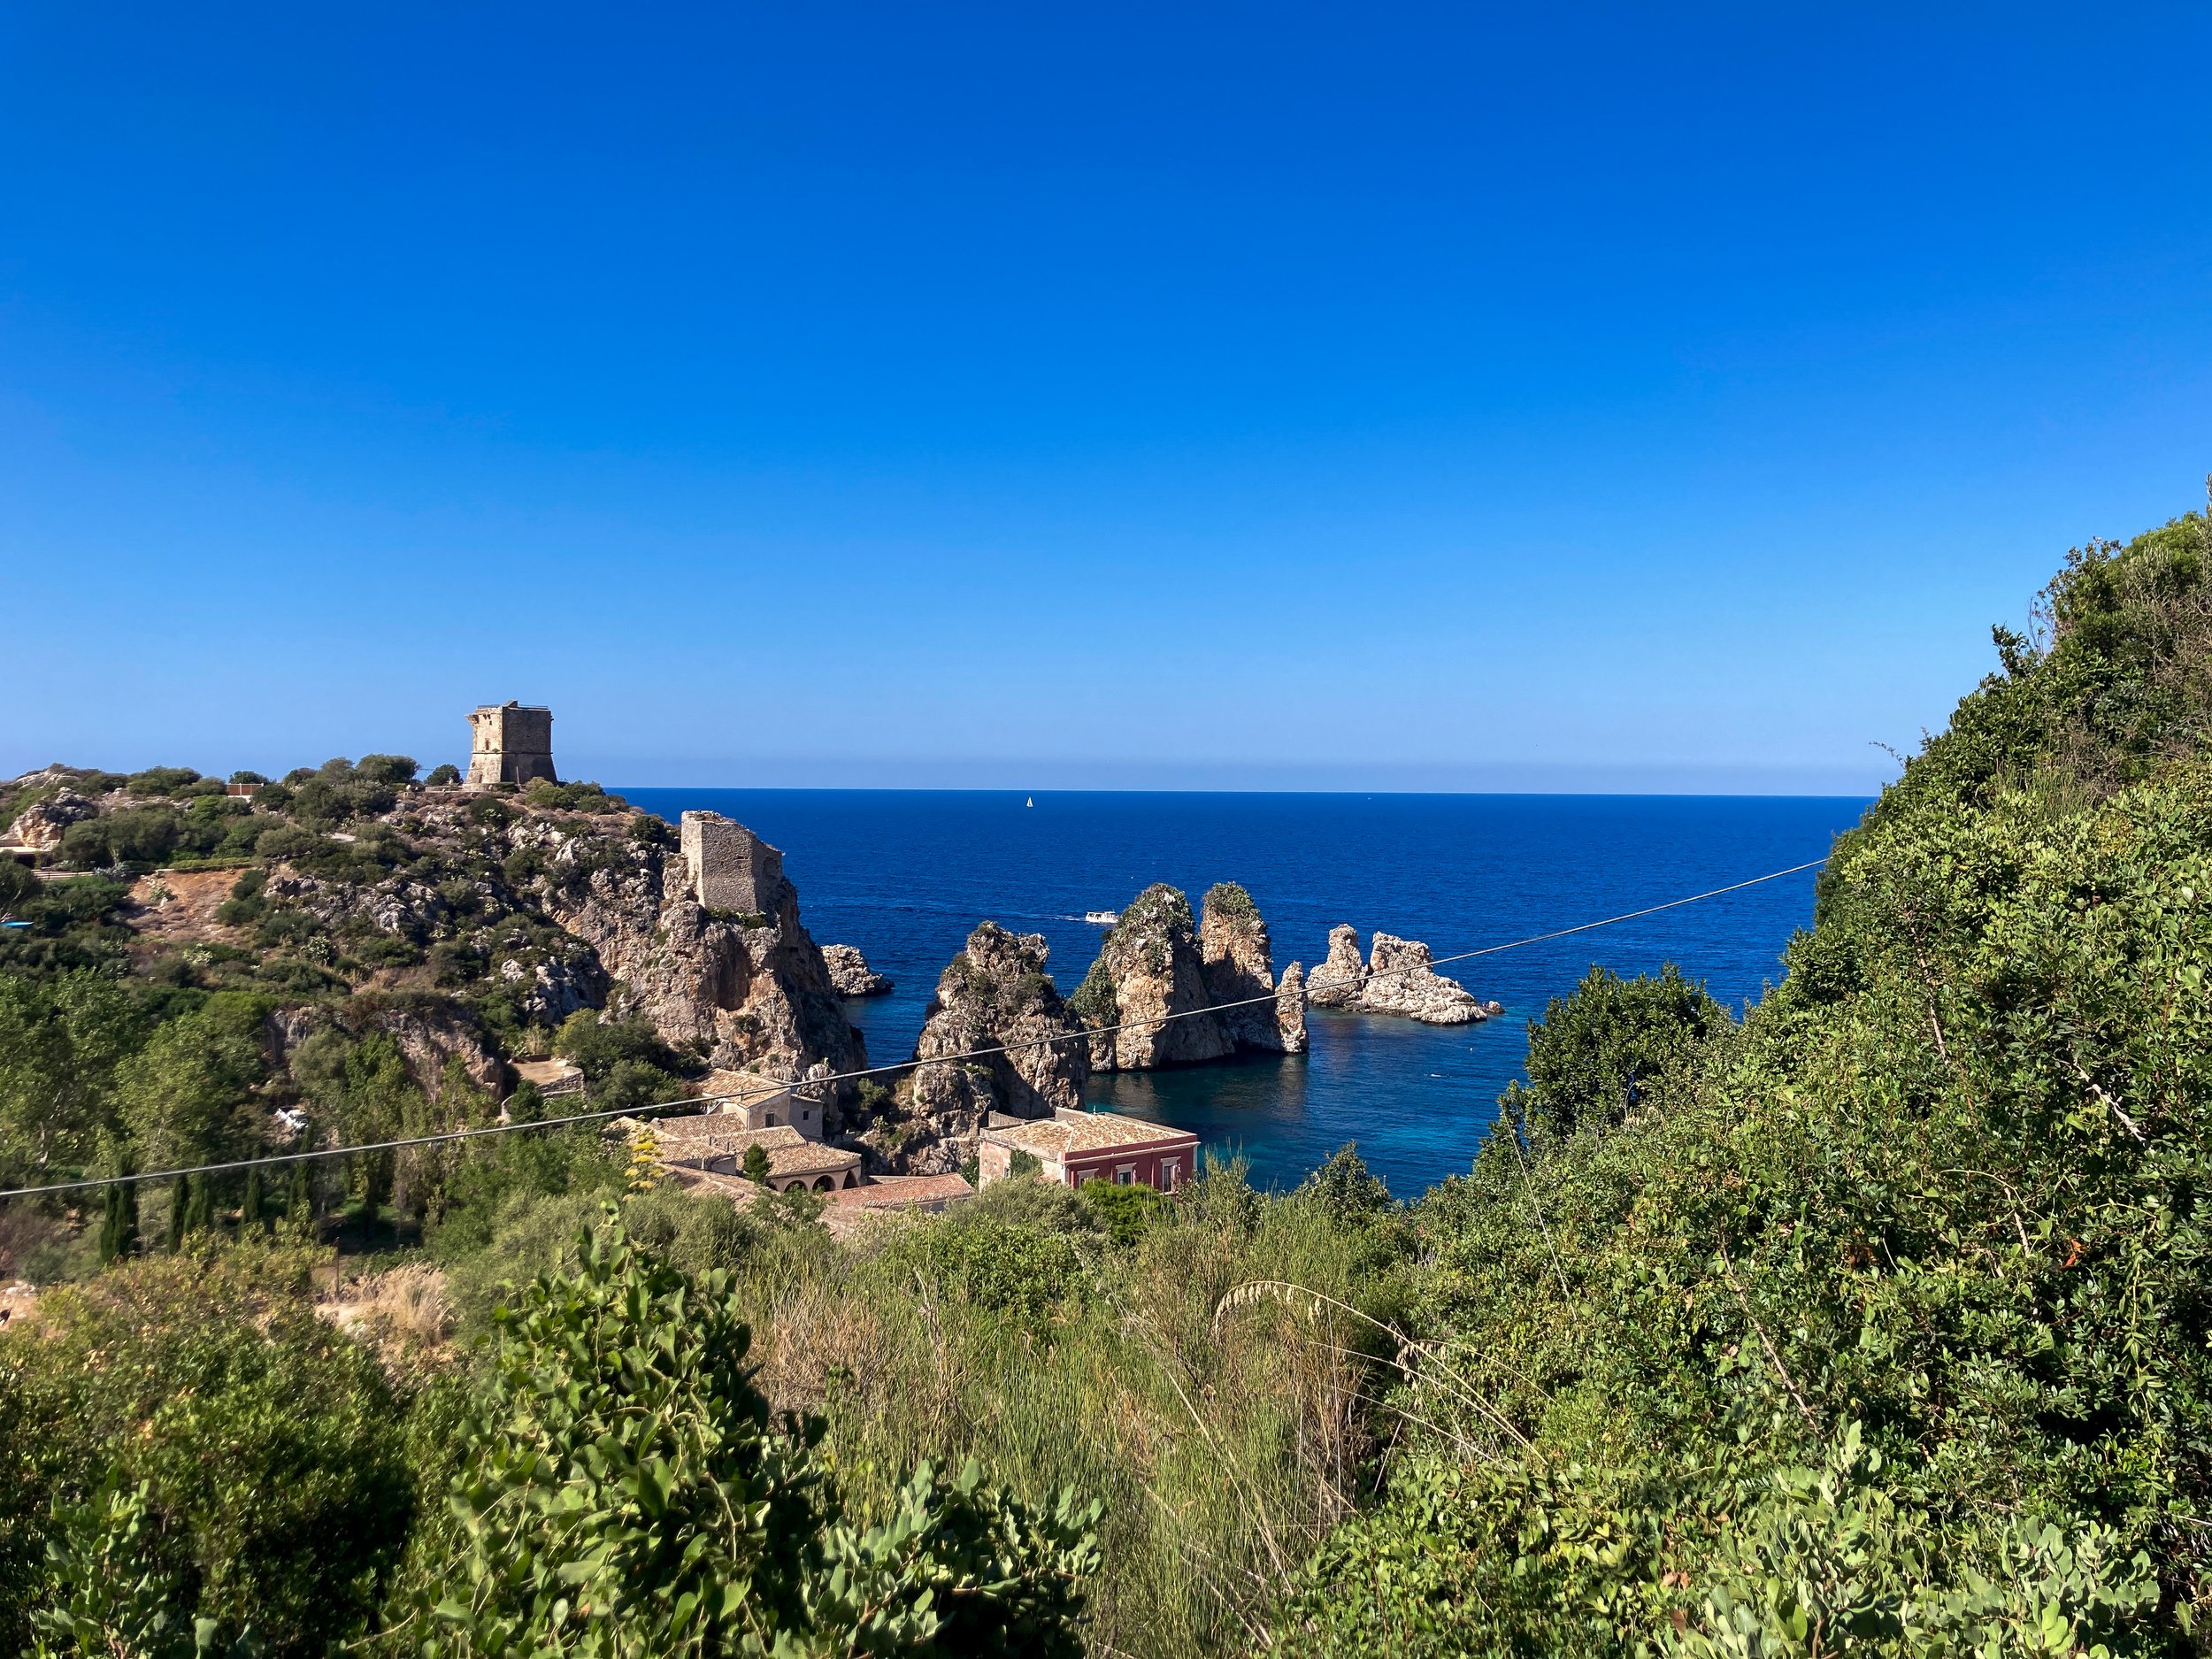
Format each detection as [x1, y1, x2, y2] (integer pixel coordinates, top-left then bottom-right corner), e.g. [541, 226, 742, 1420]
[620, 791, 1870, 1199]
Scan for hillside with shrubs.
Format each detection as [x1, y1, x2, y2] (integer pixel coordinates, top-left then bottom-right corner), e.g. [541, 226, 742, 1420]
[2, 501, 2210, 1655]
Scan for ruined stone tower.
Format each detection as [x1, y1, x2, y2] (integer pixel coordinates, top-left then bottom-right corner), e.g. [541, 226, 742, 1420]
[680, 811, 787, 918]
[465, 702, 557, 787]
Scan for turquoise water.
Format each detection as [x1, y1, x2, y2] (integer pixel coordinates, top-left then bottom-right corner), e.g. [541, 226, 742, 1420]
[621, 790, 1869, 1198]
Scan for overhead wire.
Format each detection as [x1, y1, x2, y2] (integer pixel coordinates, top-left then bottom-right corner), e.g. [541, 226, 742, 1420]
[0, 856, 1826, 1202]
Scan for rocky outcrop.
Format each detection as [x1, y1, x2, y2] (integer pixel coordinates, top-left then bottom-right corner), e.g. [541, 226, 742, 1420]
[1198, 882, 1307, 1055]
[267, 1000, 507, 1101]
[4, 788, 96, 851]
[1074, 885, 1236, 1071]
[544, 812, 864, 1096]
[1304, 926, 1370, 1009]
[1305, 925, 1495, 1024]
[886, 923, 1090, 1174]
[821, 944, 893, 997]
[1073, 881, 1307, 1070]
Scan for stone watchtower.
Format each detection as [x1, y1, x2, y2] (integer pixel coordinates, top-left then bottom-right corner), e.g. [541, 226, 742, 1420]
[680, 811, 786, 918]
[465, 702, 557, 787]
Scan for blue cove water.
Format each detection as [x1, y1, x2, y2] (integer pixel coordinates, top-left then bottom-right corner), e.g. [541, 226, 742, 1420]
[620, 791, 1870, 1200]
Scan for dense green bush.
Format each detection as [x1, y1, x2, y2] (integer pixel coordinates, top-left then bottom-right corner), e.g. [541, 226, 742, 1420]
[1276, 506, 2212, 1654]
[6, 1243, 415, 1656]
[408, 1216, 1100, 1656]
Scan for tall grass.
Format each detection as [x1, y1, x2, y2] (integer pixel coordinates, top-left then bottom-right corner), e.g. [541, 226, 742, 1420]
[727, 1164, 1413, 1659]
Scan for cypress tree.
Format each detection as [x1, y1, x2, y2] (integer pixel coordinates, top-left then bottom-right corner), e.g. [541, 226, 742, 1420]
[241, 1164, 265, 1235]
[98, 1174, 138, 1265]
[182, 1173, 213, 1234]
[288, 1129, 315, 1227]
[165, 1174, 190, 1250]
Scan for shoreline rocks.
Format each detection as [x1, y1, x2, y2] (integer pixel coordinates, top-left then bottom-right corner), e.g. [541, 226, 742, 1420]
[1305, 925, 1497, 1024]
[821, 943, 894, 997]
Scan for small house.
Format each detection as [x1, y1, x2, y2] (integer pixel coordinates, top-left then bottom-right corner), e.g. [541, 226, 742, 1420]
[977, 1108, 1199, 1192]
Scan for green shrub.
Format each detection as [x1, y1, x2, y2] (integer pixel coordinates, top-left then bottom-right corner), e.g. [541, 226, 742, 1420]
[9, 1242, 413, 1656]
[123, 767, 200, 798]
[1078, 1177, 1164, 1245]
[411, 1217, 1099, 1655]
[352, 755, 418, 786]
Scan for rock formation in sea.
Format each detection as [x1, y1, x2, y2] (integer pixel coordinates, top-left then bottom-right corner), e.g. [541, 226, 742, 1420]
[1305, 924, 1494, 1024]
[1073, 881, 1307, 1069]
[821, 943, 894, 996]
[1072, 884, 1236, 1071]
[1197, 881, 1308, 1055]
[883, 922, 1090, 1173]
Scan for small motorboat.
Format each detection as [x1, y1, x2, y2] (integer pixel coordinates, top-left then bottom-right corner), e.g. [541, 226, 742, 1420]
[1084, 910, 1119, 926]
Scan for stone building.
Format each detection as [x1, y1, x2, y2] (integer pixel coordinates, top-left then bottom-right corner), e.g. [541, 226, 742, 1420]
[680, 810, 785, 916]
[616, 1112, 864, 1193]
[465, 702, 557, 787]
[977, 1108, 1199, 1191]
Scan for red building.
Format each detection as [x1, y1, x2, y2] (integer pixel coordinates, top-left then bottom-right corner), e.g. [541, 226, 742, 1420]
[977, 1108, 1200, 1191]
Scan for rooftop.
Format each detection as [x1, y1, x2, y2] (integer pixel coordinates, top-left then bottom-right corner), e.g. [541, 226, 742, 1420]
[614, 1115, 858, 1178]
[829, 1171, 976, 1210]
[982, 1108, 1197, 1160]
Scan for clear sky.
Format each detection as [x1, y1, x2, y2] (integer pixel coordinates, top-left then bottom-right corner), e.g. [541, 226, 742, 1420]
[4, 4, 2208, 793]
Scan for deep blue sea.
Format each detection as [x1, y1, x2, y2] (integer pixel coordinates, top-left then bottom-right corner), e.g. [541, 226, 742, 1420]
[620, 791, 1870, 1200]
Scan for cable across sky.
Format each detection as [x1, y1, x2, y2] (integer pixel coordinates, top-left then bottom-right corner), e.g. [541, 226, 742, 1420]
[0, 856, 1826, 1202]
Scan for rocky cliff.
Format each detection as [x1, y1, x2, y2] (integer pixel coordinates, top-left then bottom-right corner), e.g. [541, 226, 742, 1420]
[541, 811, 865, 1094]
[1071, 881, 1306, 1069]
[883, 923, 1090, 1174]
[1305, 924, 1497, 1024]
[1198, 882, 1307, 1054]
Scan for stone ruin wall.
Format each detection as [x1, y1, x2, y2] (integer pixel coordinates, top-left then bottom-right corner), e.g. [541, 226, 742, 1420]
[680, 811, 786, 917]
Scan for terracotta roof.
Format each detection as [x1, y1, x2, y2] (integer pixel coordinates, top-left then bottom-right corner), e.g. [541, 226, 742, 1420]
[624, 1113, 859, 1183]
[829, 1172, 975, 1210]
[618, 1115, 807, 1159]
[983, 1110, 1197, 1159]
[764, 1141, 862, 1178]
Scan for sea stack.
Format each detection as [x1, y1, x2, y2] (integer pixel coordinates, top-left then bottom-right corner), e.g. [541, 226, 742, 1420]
[890, 923, 1091, 1173]
[1198, 881, 1307, 1055]
[1305, 925, 1493, 1024]
[1074, 880, 1307, 1069]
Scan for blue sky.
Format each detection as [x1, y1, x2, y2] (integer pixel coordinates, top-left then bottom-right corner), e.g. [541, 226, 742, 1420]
[4, 3, 2208, 792]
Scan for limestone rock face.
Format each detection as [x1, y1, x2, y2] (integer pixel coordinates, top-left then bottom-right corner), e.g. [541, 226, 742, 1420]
[267, 1002, 506, 1102]
[821, 944, 894, 997]
[1304, 926, 1493, 1025]
[1198, 882, 1307, 1055]
[1304, 925, 1370, 1009]
[1276, 962, 1310, 1048]
[1076, 885, 1236, 1071]
[5, 789, 96, 851]
[890, 923, 1090, 1174]
[542, 814, 864, 1094]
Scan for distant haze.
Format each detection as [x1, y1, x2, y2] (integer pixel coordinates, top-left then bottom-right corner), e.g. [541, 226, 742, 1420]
[5, 4, 2209, 791]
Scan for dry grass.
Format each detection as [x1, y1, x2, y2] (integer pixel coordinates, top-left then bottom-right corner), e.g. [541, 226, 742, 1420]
[319, 1261, 456, 1362]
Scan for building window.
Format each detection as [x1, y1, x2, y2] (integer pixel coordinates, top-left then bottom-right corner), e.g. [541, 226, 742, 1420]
[1160, 1158, 1179, 1190]
[1115, 1165, 1135, 1185]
